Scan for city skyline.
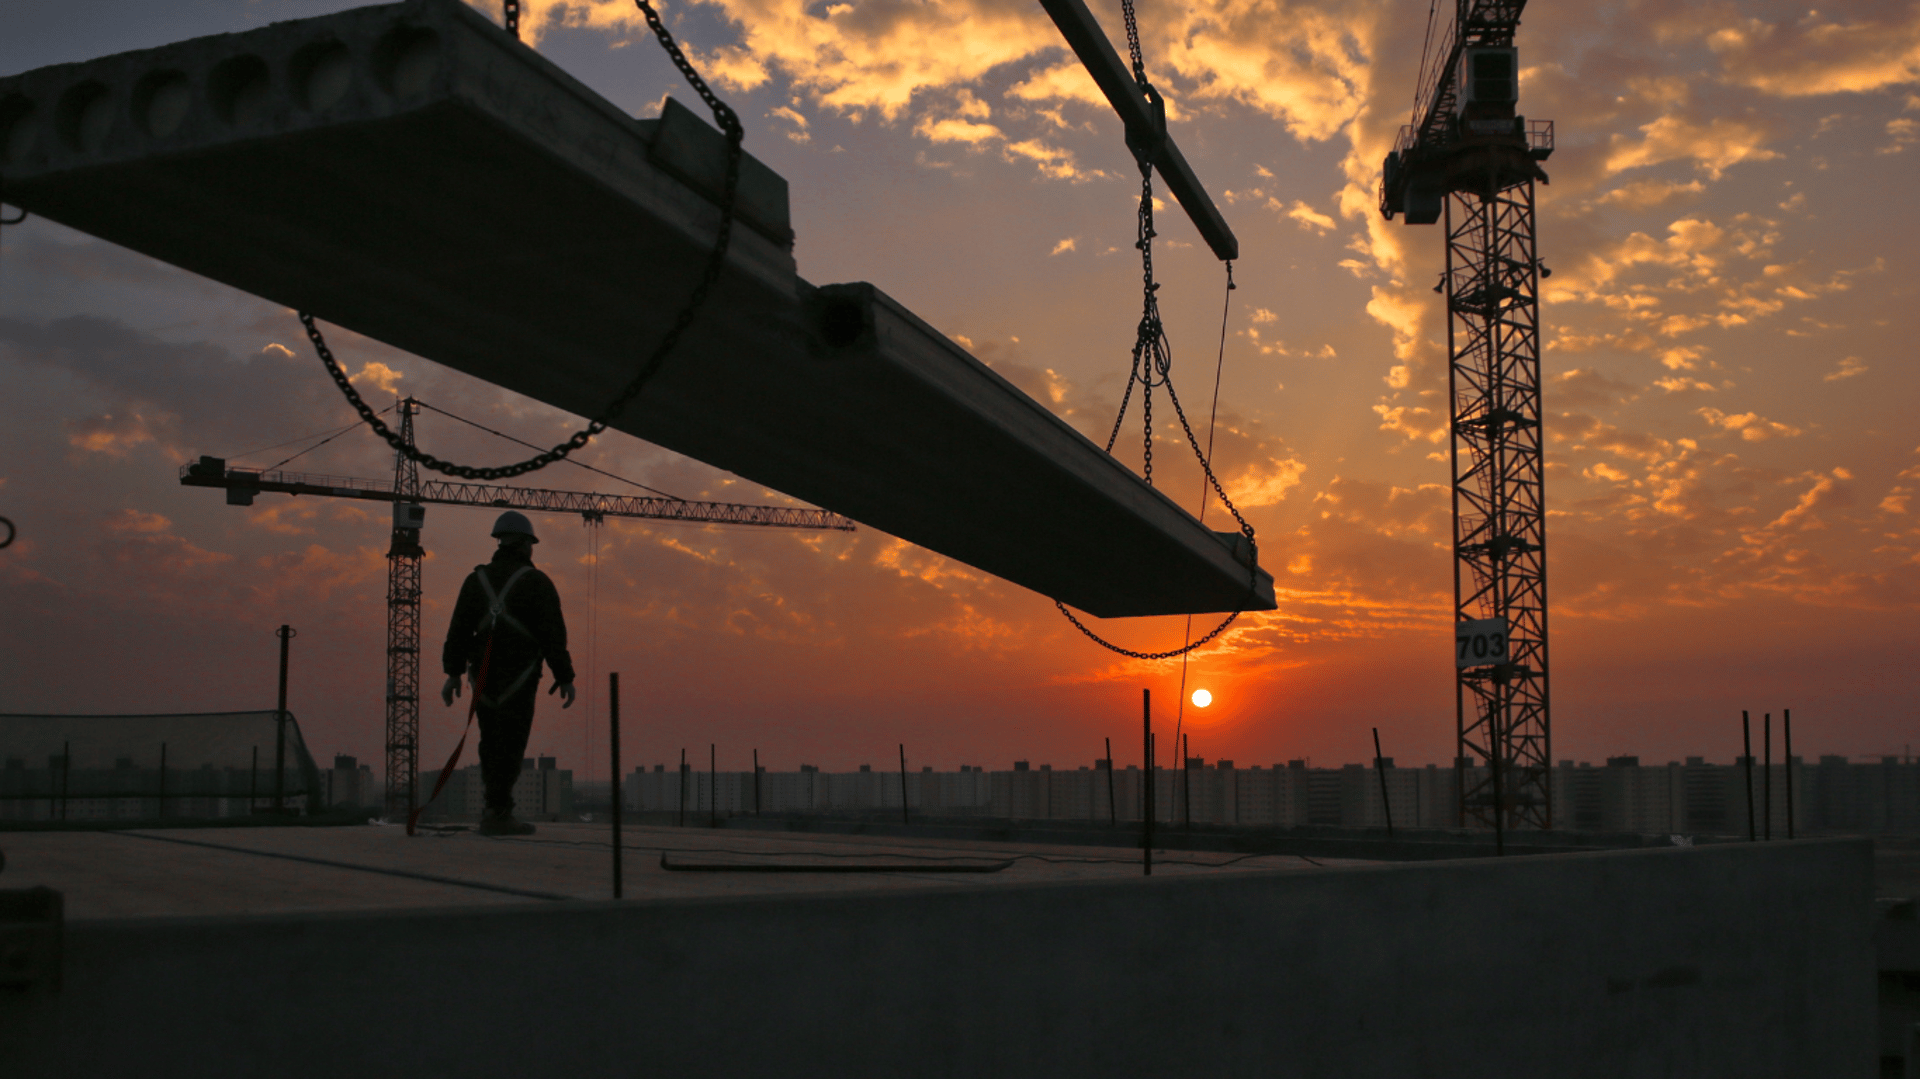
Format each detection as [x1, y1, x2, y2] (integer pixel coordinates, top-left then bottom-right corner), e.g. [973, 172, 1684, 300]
[1, 0, 1915, 779]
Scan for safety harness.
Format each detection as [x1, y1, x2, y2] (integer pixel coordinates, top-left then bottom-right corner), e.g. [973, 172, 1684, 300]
[406, 563, 537, 836]
[472, 565, 538, 706]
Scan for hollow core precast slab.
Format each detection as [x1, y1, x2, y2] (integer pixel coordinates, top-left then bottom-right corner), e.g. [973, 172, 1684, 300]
[0, 0, 1275, 618]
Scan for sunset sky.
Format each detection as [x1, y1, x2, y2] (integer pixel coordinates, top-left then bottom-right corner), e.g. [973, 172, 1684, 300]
[2, 0, 1915, 781]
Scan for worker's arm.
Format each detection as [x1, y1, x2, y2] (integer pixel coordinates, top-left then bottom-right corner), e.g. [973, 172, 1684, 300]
[527, 572, 576, 685]
[439, 571, 486, 708]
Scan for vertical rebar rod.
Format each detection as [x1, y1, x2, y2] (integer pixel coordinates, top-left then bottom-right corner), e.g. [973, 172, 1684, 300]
[1784, 709, 1796, 840]
[609, 672, 622, 899]
[1742, 711, 1756, 842]
[1183, 733, 1192, 829]
[275, 624, 293, 813]
[1764, 713, 1772, 841]
[753, 748, 761, 816]
[709, 744, 717, 828]
[1490, 680, 1505, 856]
[250, 745, 258, 814]
[158, 742, 168, 820]
[1142, 690, 1153, 876]
[1106, 737, 1116, 825]
[678, 747, 687, 827]
[60, 740, 70, 822]
[1373, 727, 1394, 838]
[898, 744, 910, 825]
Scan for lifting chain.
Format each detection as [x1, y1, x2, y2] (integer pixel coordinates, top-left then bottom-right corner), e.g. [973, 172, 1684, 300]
[1055, 0, 1257, 662]
[505, 1, 521, 39]
[305, 0, 743, 481]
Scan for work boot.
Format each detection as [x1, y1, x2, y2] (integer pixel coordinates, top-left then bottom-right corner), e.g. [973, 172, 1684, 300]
[478, 807, 535, 836]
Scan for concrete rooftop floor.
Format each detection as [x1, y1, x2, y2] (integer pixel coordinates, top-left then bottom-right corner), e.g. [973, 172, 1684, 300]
[0, 823, 1377, 920]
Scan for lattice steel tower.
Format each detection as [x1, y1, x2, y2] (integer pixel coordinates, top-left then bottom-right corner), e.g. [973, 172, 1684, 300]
[383, 398, 425, 820]
[1381, 0, 1554, 829]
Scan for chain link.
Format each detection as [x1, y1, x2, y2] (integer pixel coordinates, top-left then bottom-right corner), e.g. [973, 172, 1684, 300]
[1121, 0, 1147, 87]
[505, 0, 520, 39]
[305, 0, 743, 482]
[1057, 1, 1257, 661]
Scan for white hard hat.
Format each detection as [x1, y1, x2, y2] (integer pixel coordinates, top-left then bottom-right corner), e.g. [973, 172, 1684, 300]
[491, 510, 538, 543]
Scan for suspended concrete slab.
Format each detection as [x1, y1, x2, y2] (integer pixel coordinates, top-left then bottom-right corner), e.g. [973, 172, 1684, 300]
[0, 0, 1274, 618]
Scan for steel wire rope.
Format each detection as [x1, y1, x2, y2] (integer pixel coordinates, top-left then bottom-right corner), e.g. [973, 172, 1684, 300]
[220, 412, 384, 466]
[1172, 262, 1237, 773]
[260, 407, 391, 473]
[1411, 0, 1443, 126]
[414, 400, 685, 500]
[301, 0, 744, 482]
[1054, 1, 1256, 661]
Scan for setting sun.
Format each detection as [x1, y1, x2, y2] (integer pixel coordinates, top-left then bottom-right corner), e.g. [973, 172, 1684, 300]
[1191, 689, 1212, 708]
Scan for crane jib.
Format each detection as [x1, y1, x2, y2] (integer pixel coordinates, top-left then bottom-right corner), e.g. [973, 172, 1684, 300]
[180, 458, 856, 531]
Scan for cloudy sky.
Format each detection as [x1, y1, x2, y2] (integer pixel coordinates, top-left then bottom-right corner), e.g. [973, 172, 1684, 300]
[1, 0, 1915, 780]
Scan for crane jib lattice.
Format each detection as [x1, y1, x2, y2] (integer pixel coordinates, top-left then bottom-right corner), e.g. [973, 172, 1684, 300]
[180, 462, 855, 532]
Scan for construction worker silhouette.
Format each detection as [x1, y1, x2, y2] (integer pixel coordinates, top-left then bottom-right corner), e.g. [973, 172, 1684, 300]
[440, 511, 576, 836]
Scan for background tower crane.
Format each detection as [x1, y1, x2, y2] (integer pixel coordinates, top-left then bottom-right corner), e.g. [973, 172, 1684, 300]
[183, 398, 854, 819]
[1380, 1, 1554, 834]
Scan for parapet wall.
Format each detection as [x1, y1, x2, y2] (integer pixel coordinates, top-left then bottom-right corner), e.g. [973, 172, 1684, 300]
[0, 838, 1874, 1077]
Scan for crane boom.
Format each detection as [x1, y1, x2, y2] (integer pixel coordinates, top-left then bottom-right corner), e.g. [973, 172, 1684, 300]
[181, 459, 856, 531]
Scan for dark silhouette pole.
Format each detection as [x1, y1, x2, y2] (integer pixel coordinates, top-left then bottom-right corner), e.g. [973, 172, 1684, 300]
[678, 747, 687, 827]
[1105, 737, 1116, 825]
[753, 748, 761, 816]
[1764, 713, 1772, 841]
[1182, 733, 1192, 829]
[1373, 727, 1394, 838]
[1742, 711, 1756, 842]
[1784, 709, 1796, 839]
[709, 744, 717, 828]
[274, 625, 296, 813]
[609, 672, 622, 899]
[899, 744, 911, 825]
[1142, 690, 1153, 876]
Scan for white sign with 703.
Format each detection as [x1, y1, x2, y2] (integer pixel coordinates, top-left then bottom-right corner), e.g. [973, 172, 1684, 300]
[1455, 618, 1509, 669]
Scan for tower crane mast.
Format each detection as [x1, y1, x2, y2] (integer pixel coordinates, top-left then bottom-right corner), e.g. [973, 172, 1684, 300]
[183, 398, 853, 819]
[1380, 1, 1555, 835]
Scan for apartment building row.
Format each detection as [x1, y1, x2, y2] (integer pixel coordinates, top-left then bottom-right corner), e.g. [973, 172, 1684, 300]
[413, 756, 575, 823]
[622, 755, 1920, 835]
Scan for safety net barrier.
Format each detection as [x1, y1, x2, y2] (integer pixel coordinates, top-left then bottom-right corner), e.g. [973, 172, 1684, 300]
[0, 710, 323, 822]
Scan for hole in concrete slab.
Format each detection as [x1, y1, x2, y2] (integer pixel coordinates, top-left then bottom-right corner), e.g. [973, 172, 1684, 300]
[375, 27, 441, 99]
[209, 55, 273, 127]
[0, 95, 36, 165]
[134, 72, 193, 138]
[818, 298, 868, 348]
[55, 82, 113, 154]
[292, 42, 353, 112]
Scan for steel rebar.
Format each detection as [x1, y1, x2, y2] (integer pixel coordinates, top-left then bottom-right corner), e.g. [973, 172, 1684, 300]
[1742, 711, 1756, 842]
[899, 743, 910, 825]
[1105, 737, 1117, 825]
[1373, 727, 1394, 838]
[1784, 709, 1795, 840]
[610, 672, 622, 898]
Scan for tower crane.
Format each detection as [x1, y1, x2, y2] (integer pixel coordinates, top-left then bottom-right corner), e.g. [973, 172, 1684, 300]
[1379, 1, 1555, 836]
[182, 398, 854, 819]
